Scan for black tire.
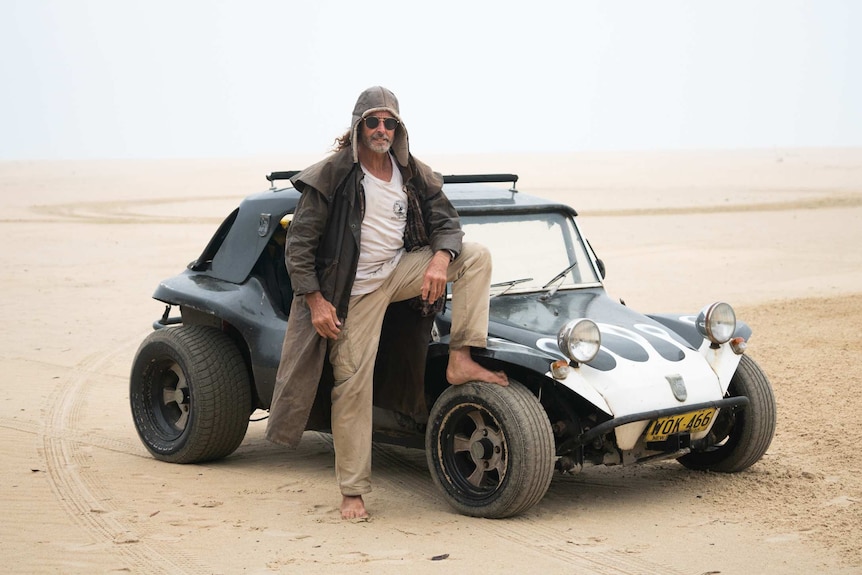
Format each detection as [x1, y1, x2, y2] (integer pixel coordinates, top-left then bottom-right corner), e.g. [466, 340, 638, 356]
[425, 379, 555, 518]
[678, 355, 776, 472]
[130, 325, 252, 463]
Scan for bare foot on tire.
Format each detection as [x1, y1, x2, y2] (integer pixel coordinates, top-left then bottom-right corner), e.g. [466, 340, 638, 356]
[446, 347, 508, 386]
[341, 495, 369, 520]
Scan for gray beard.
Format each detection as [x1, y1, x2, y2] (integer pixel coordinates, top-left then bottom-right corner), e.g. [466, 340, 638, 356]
[366, 136, 391, 154]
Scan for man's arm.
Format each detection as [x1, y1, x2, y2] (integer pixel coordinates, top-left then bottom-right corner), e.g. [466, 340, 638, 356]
[421, 249, 452, 303]
[285, 189, 342, 339]
[420, 184, 461, 303]
[305, 290, 342, 339]
[411, 159, 463, 257]
[285, 189, 328, 296]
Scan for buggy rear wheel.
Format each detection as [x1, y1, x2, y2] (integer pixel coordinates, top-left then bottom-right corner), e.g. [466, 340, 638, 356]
[130, 325, 252, 463]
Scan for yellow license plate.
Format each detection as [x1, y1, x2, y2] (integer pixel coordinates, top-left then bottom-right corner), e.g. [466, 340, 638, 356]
[645, 408, 716, 442]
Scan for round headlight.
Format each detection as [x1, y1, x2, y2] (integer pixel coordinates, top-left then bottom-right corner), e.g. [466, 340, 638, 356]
[557, 318, 601, 363]
[696, 301, 736, 345]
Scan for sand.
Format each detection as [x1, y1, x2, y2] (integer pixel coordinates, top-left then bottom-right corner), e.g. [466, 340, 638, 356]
[1, 149, 860, 574]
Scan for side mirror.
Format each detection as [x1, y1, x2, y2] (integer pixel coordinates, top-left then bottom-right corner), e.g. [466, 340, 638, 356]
[585, 239, 606, 280]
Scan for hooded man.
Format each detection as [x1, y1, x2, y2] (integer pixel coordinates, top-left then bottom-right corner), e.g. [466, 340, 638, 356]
[266, 86, 508, 519]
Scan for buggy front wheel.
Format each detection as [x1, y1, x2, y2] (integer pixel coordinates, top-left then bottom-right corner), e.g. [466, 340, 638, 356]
[678, 355, 776, 472]
[425, 379, 555, 518]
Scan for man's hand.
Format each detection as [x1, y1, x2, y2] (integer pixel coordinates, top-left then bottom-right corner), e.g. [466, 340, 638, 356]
[421, 250, 451, 304]
[306, 291, 341, 339]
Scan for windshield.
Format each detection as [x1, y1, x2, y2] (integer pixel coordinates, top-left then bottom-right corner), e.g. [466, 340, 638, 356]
[460, 211, 601, 296]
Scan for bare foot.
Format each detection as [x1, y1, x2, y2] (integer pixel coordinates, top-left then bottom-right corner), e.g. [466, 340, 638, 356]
[340, 495, 369, 520]
[446, 347, 509, 386]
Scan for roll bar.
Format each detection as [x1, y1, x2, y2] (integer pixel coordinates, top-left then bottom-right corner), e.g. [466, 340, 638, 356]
[266, 171, 519, 191]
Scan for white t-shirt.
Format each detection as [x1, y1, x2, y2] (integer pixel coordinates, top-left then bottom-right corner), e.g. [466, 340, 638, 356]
[352, 156, 408, 295]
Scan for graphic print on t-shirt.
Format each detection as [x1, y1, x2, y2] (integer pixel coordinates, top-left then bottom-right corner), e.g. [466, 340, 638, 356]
[393, 199, 406, 220]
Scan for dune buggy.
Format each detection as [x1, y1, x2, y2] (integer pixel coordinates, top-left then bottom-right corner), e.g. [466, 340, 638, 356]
[130, 172, 776, 518]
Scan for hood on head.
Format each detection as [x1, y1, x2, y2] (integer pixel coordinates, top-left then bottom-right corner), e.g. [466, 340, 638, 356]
[350, 86, 410, 166]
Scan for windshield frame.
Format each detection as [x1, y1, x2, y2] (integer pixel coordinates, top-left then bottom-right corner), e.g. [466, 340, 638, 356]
[457, 208, 604, 297]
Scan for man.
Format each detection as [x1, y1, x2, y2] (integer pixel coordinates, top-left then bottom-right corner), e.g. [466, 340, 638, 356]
[265, 86, 508, 520]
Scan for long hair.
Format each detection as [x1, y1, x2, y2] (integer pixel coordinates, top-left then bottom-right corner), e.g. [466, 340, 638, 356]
[332, 129, 351, 152]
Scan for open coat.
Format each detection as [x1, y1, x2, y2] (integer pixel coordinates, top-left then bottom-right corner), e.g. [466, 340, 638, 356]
[264, 146, 463, 447]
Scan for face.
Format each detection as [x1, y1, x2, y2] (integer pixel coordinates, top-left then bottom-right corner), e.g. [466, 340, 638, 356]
[360, 112, 397, 155]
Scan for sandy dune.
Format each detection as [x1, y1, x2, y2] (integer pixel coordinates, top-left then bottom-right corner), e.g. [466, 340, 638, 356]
[1, 149, 860, 574]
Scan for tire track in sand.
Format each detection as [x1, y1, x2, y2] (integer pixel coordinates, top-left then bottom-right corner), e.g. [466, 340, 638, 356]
[17, 195, 235, 225]
[4, 190, 860, 225]
[583, 191, 862, 217]
[42, 340, 211, 575]
[36, 352, 683, 575]
[369, 441, 686, 575]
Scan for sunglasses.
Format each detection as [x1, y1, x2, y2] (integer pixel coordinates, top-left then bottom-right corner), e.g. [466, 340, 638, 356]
[363, 116, 399, 131]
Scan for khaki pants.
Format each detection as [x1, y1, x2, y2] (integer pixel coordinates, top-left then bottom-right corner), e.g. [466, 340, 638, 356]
[329, 242, 492, 496]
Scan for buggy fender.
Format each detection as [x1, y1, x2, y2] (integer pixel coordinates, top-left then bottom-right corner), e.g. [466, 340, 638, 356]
[153, 271, 285, 406]
[648, 313, 752, 393]
[647, 313, 753, 351]
[428, 336, 557, 374]
[428, 336, 612, 415]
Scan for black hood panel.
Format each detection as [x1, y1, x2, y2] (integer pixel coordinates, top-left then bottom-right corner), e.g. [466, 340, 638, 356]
[486, 288, 694, 370]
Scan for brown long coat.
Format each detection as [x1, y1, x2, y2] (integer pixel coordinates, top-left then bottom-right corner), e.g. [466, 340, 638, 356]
[264, 148, 462, 447]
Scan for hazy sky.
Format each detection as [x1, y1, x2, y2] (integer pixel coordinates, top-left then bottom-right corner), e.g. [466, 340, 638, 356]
[2, 0, 860, 160]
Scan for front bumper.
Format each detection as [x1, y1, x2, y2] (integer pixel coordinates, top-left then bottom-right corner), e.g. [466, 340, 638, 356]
[559, 395, 749, 452]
